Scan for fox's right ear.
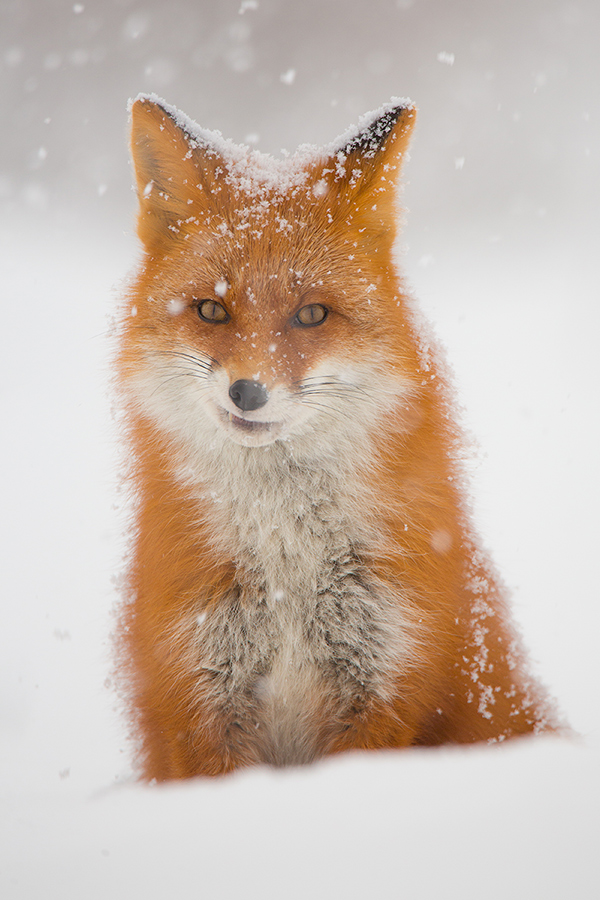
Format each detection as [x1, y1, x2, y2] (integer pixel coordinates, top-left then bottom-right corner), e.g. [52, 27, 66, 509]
[308, 102, 416, 244]
[129, 96, 219, 250]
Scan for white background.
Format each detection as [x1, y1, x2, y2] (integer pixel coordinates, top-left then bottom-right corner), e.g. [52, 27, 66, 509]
[1, 1, 598, 897]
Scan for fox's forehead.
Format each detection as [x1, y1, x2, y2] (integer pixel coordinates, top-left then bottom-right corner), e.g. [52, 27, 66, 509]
[180, 201, 350, 294]
[207, 178, 320, 237]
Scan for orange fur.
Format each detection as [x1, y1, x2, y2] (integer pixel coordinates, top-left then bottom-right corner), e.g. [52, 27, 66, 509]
[115, 95, 557, 780]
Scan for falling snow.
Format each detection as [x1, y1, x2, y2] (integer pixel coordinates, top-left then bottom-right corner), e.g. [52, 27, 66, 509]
[1, 1, 598, 897]
[280, 68, 296, 85]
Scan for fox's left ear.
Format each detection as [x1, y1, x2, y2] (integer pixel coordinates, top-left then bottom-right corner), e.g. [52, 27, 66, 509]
[311, 102, 416, 233]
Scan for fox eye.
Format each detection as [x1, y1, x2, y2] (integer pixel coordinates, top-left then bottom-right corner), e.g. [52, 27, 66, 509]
[293, 304, 328, 327]
[197, 299, 229, 324]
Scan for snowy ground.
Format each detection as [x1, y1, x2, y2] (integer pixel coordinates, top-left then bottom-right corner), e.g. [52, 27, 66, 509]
[2, 1, 599, 897]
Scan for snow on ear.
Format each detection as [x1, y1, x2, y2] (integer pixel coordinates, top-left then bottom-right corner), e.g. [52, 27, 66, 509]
[129, 95, 222, 249]
[310, 102, 416, 236]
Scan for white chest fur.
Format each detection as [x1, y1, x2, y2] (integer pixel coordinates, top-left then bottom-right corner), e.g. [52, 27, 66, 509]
[187, 440, 413, 765]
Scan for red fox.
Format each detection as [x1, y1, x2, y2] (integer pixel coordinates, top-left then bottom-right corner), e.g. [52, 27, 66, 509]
[115, 94, 557, 780]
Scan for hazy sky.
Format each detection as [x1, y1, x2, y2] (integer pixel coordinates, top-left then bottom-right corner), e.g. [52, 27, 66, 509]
[2, 0, 598, 249]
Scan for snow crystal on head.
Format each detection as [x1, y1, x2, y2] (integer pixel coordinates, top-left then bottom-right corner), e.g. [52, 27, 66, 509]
[130, 93, 414, 199]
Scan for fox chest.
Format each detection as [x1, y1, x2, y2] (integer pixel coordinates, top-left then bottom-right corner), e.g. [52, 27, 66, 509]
[191, 542, 403, 765]
[178, 452, 408, 764]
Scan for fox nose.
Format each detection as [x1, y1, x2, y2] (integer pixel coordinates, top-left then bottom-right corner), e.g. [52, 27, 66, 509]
[229, 379, 269, 412]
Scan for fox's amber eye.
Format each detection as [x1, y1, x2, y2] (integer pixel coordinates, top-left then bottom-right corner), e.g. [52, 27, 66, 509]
[197, 299, 229, 324]
[293, 304, 328, 327]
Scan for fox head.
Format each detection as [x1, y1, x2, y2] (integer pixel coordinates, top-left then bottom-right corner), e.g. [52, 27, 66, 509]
[120, 96, 417, 454]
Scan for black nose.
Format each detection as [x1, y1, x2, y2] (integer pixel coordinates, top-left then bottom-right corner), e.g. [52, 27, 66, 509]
[229, 379, 269, 412]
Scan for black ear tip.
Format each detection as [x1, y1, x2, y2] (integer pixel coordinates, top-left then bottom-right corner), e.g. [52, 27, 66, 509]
[343, 104, 415, 156]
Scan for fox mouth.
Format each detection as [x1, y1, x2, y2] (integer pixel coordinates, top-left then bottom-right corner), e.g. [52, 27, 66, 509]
[228, 412, 274, 433]
[217, 407, 281, 442]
